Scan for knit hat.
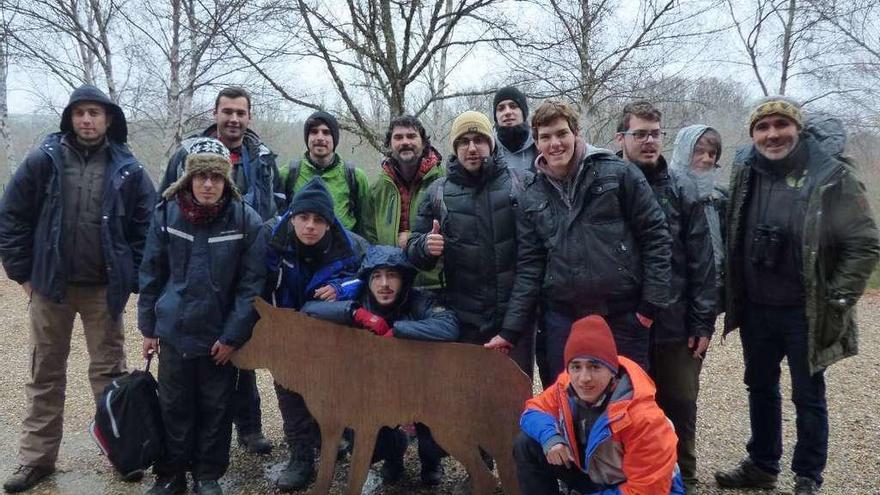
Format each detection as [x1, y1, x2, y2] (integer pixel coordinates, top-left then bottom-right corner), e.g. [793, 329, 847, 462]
[449, 111, 495, 151]
[748, 95, 803, 135]
[162, 137, 241, 200]
[304, 111, 340, 151]
[564, 315, 619, 374]
[492, 86, 529, 124]
[289, 177, 335, 223]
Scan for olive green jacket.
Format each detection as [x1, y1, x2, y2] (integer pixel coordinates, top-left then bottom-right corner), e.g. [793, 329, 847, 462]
[724, 133, 880, 373]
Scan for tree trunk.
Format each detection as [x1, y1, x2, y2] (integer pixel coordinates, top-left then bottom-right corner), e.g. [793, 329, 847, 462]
[0, 21, 12, 180]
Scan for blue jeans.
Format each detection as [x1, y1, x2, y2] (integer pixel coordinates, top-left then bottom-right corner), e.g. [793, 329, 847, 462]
[543, 309, 650, 384]
[741, 304, 827, 484]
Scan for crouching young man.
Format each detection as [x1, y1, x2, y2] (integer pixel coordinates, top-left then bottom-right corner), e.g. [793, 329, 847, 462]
[138, 137, 267, 495]
[264, 177, 369, 492]
[301, 245, 458, 486]
[514, 315, 684, 494]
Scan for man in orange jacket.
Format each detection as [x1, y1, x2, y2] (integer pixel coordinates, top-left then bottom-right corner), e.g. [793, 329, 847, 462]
[514, 315, 684, 494]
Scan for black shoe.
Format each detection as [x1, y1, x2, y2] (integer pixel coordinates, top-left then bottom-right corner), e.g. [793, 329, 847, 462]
[794, 476, 820, 495]
[379, 459, 404, 483]
[420, 461, 444, 486]
[3, 465, 55, 493]
[144, 473, 187, 495]
[238, 432, 272, 454]
[714, 458, 777, 489]
[277, 450, 315, 492]
[194, 479, 223, 495]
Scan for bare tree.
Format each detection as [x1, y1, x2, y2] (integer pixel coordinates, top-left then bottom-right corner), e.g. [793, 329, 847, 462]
[231, 0, 508, 151]
[497, 0, 721, 141]
[0, 0, 15, 180]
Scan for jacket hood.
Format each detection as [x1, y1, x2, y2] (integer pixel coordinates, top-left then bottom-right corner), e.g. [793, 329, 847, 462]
[670, 125, 722, 199]
[357, 245, 417, 285]
[60, 84, 128, 143]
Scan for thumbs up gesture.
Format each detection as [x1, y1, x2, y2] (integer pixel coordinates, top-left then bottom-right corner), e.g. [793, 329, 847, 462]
[426, 219, 445, 257]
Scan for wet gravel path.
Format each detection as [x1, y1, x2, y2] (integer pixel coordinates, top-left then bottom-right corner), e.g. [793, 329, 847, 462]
[0, 278, 877, 494]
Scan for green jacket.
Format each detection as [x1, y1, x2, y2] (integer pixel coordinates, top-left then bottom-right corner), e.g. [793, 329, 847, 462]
[365, 152, 444, 289]
[281, 153, 371, 236]
[724, 133, 880, 374]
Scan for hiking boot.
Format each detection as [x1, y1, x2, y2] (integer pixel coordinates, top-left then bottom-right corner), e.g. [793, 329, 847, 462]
[3, 465, 54, 493]
[379, 458, 404, 483]
[277, 449, 315, 492]
[420, 461, 444, 486]
[194, 479, 223, 495]
[144, 473, 187, 495]
[794, 476, 820, 495]
[714, 458, 777, 489]
[238, 432, 272, 454]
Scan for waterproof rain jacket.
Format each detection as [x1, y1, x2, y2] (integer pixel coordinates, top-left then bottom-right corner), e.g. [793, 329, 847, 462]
[301, 245, 459, 341]
[724, 116, 880, 373]
[264, 209, 369, 311]
[364, 147, 444, 288]
[502, 147, 672, 341]
[627, 155, 716, 341]
[407, 155, 528, 334]
[161, 126, 284, 221]
[281, 154, 371, 235]
[0, 85, 156, 316]
[520, 357, 683, 494]
[137, 198, 266, 356]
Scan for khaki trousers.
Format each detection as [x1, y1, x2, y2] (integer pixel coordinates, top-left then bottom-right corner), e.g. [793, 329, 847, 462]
[18, 286, 127, 467]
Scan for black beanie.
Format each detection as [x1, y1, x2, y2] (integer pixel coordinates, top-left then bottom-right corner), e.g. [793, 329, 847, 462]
[304, 111, 340, 151]
[492, 86, 529, 124]
[289, 177, 335, 223]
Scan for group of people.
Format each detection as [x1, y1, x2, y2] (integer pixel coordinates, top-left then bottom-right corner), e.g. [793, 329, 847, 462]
[0, 81, 876, 495]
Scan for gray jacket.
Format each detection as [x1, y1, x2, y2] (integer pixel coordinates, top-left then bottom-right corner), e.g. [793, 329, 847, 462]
[495, 129, 537, 171]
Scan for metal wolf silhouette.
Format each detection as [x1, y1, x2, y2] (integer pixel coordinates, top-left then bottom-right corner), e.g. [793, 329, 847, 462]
[232, 298, 531, 495]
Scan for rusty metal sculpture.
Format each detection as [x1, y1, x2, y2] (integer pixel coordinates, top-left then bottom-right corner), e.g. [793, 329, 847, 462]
[232, 298, 531, 495]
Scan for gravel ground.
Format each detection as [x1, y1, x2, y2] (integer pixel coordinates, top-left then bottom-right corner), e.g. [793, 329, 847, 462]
[0, 275, 878, 494]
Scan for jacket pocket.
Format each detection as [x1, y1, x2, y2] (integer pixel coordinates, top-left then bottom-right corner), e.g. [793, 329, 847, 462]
[525, 201, 558, 248]
[587, 180, 622, 224]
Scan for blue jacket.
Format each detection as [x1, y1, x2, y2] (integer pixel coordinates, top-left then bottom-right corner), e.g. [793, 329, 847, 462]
[161, 126, 285, 221]
[0, 132, 156, 316]
[265, 209, 368, 311]
[301, 245, 459, 341]
[138, 198, 266, 356]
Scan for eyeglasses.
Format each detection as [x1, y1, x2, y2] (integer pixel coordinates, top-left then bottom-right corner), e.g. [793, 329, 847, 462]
[620, 130, 665, 142]
[455, 135, 491, 149]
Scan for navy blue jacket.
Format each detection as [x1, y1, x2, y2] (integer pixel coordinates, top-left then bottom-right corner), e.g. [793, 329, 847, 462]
[138, 198, 266, 356]
[161, 126, 285, 221]
[0, 133, 156, 316]
[265, 210, 369, 311]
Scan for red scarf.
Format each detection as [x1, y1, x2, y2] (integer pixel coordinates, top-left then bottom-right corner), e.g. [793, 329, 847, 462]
[177, 190, 229, 225]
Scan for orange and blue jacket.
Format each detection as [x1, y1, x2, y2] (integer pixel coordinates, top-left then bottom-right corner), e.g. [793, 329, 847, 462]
[520, 357, 684, 495]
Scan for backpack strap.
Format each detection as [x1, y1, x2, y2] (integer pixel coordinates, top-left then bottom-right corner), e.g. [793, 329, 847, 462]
[344, 161, 360, 226]
[285, 160, 301, 202]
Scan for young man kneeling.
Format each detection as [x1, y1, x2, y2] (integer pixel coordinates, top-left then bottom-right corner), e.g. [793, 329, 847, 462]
[515, 315, 684, 494]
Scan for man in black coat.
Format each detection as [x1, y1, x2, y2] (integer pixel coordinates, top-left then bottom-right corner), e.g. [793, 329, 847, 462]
[0, 84, 156, 493]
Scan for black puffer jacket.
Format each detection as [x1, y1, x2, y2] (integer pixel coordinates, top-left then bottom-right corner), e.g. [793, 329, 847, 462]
[638, 157, 716, 341]
[407, 156, 529, 334]
[501, 147, 672, 341]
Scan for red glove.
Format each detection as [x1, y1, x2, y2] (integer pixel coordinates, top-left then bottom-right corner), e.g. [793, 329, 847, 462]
[353, 308, 393, 337]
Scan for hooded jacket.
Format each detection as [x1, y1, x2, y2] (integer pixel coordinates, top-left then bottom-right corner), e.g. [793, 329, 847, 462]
[623, 154, 716, 341]
[520, 357, 683, 494]
[138, 197, 266, 356]
[0, 85, 156, 316]
[407, 155, 528, 334]
[495, 128, 538, 172]
[670, 125, 728, 314]
[364, 146, 444, 288]
[724, 116, 880, 373]
[161, 126, 284, 221]
[264, 208, 369, 311]
[301, 245, 459, 341]
[501, 146, 672, 341]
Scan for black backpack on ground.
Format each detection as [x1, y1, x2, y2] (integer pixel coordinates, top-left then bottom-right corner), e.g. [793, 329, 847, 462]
[89, 354, 163, 478]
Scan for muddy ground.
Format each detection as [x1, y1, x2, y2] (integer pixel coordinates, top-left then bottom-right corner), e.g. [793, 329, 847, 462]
[0, 276, 878, 494]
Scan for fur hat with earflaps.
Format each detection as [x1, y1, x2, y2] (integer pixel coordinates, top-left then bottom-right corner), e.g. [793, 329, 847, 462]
[162, 137, 242, 200]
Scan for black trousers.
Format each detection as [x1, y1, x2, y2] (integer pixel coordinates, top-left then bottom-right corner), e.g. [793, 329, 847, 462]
[513, 432, 602, 494]
[232, 369, 263, 436]
[155, 342, 236, 481]
[274, 383, 319, 452]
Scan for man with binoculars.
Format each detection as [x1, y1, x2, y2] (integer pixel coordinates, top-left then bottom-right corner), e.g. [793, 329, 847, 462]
[715, 96, 880, 495]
